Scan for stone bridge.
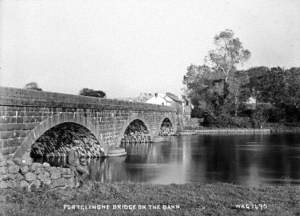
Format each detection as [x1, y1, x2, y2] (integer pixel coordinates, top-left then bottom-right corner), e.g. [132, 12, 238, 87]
[0, 87, 178, 163]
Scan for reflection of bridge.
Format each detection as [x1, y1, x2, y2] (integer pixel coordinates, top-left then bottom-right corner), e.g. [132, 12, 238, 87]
[0, 87, 178, 163]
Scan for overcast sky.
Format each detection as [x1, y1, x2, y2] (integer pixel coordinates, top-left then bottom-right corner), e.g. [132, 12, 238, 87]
[1, 0, 299, 98]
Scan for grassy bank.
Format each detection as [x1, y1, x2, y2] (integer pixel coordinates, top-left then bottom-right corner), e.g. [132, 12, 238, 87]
[1, 182, 299, 216]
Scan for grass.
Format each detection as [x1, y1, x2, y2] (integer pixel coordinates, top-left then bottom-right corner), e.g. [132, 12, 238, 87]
[0, 182, 299, 216]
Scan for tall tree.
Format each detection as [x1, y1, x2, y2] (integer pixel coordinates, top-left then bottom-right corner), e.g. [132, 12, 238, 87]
[183, 29, 251, 121]
[183, 64, 225, 116]
[206, 29, 251, 82]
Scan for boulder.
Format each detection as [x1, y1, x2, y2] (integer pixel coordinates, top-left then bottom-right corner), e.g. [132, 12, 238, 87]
[0, 160, 7, 167]
[20, 166, 29, 174]
[6, 160, 16, 166]
[43, 162, 50, 168]
[7, 173, 17, 180]
[31, 163, 42, 172]
[61, 168, 72, 175]
[51, 178, 67, 188]
[0, 181, 8, 189]
[0, 167, 7, 175]
[29, 180, 41, 191]
[7, 180, 18, 188]
[25, 172, 36, 182]
[41, 178, 51, 186]
[34, 167, 44, 175]
[8, 165, 20, 174]
[62, 174, 73, 179]
[0, 153, 5, 162]
[0, 174, 9, 181]
[48, 167, 57, 173]
[38, 172, 50, 182]
[19, 180, 29, 190]
[15, 173, 24, 181]
[67, 177, 75, 188]
[50, 169, 61, 180]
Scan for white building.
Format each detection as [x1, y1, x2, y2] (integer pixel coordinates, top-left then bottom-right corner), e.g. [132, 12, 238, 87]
[146, 93, 173, 106]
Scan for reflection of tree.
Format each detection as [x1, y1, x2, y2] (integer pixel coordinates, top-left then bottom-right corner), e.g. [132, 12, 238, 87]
[125, 143, 152, 163]
[88, 158, 108, 182]
[203, 135, 239, 183]
[259, 134, 300, 183]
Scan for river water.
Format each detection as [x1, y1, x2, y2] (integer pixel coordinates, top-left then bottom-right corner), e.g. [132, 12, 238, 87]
[54, 134, 300, 186]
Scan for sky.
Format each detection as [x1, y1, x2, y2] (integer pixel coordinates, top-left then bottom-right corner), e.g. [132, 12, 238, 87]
[0, 0, 300, 98]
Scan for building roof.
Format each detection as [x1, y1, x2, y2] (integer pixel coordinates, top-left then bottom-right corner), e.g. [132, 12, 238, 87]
[165, 92, 182, 103]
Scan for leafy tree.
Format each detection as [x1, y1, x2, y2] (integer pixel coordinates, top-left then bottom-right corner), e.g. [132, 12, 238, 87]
[183, 64, 225, 116]
[285, 67, 300, 108]
[206, 29, 251, 82]
[183, 29, 251, 119]
[224, 70, 249, 116]
[205, 30, 251, 116]
[252, 67, 287, 105]
[79, 88, 106, 98]
[24, 82, 42, 91]
[241, 66, 300, 123]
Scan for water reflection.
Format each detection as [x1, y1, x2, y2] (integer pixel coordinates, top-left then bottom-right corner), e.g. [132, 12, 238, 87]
[55, 134, 300, 186]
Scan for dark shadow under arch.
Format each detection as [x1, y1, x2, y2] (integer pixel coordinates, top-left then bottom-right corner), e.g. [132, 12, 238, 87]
[124, 119, 149, 135]
[161, 118, 173, 128]
[13, 113, 104, 161]
[30, 122, 102, 161]
[120, 119, 151, 147]
[159, 117, 174, 136]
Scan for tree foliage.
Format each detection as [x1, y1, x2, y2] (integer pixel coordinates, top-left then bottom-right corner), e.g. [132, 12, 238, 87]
[183, 29, 250, 118]
[241, 66, 300, 123]
[183, 29, 300, 127]
[207, 29, 251, 82]
[79, 88, 106, 98]
[183, 65, 225, 116]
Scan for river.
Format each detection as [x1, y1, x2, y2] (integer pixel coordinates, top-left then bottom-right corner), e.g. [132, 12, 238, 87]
[54, 133, 300, 186]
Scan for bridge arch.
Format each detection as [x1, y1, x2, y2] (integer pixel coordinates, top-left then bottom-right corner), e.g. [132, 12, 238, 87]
[157, 113, 177, 134]
[13, 113, 104, 162]
[116, 115, 152, 147]
[158, 116, 175, 136]
[160, 117, 173, 127]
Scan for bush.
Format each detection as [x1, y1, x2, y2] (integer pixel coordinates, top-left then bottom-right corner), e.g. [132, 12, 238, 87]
[251, 106, 269, 128]
[79, 88, 106, 98]
[24, 82, 42, 91]
[203, 113, 251, 128]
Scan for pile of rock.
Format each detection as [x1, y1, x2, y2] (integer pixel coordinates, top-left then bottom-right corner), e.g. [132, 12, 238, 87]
[46, 144, 104, 159]
[159, 126, 175, 136]
[121, 132, 152, 145]
[0, 156, 76, 190]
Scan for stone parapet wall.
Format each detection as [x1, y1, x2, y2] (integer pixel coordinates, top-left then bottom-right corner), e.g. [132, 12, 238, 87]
[0, 155, 76, 190]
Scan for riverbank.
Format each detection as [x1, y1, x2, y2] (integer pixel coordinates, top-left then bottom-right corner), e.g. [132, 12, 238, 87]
[1, 182, 299, 216]
[179, 128, 271, 135]
[179, 127, 300, 135]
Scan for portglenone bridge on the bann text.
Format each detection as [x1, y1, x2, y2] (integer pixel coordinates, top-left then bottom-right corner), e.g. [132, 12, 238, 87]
[0, 86, 180, 161]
